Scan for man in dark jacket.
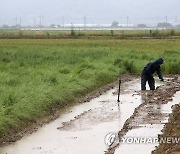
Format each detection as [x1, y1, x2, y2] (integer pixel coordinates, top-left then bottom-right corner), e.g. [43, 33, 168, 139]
[141, 58, 164, 90]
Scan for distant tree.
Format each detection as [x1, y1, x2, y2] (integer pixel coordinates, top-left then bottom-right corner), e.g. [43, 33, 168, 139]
[111, 21, 119, 28]
[57, 25, 61, 28]
[15, 24, 21, 28]
[170, 29, 175, 35]
[49, 24, 56, 28]
[2, 24, 9, 28]
[137, 24, 147, 28]
[10, 25, 21, 29]
[175, 25, 180, 29]
[157, 22, 173, 28]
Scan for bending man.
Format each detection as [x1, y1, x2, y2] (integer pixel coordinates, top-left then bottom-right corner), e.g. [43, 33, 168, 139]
[141, 58, 164, 90]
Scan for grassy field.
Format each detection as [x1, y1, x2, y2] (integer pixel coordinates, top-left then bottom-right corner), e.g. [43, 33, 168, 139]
[0, 38, 180, 138]
[1, 29, 180, 38]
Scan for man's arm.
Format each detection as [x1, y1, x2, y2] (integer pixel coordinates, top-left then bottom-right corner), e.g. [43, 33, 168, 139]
[157, 67, 163, 81]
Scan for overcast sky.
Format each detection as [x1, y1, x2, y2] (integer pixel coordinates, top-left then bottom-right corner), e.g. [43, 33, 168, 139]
[0, 0, 180, 26]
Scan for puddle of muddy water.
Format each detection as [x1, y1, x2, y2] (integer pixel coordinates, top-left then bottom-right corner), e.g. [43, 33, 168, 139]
[114, 91, 180, 154]
[0, 79, 163, 154]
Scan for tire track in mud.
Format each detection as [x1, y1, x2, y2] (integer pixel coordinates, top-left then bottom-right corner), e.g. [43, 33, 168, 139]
[106, 75, 180, 154]
[57, 102, 119, 131]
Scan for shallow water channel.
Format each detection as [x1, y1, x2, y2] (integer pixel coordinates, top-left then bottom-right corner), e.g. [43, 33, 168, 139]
[114, 91, 180, 154]
[0, 79, 179, 154]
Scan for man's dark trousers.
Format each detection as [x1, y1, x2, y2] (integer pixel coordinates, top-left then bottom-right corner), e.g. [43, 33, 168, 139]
[141, 74, 155, 90]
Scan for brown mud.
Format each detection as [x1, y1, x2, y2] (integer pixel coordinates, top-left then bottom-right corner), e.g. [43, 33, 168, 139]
[153, 102, 180, 154]
[106, 75, 180, 154]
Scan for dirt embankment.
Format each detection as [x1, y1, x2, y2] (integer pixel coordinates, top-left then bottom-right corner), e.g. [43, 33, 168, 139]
[106, 75, 180, 154]
[153, 106, 180, 154]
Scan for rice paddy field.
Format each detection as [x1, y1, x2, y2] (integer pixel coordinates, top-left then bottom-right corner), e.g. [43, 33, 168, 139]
[0, 38, 180, 139]
[0, 29, 180, 38]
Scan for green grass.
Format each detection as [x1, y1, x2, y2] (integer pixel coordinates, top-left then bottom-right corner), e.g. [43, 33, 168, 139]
[0, 38, 180, 137]
[1, 29, 180, 38]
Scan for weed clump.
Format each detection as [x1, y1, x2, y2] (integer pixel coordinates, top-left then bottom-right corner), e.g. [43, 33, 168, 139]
[114, 58, 123, 67]
[59, 68, 70, 74]
[3, 94, 17, 107]
[152, 30, 159, 37]
[114, 58, 136, 73]
[166, 62, 180, 74]
[123, 60, 136, 73]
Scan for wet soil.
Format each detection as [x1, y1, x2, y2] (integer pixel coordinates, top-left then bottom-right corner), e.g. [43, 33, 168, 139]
[106, 75, 180, 154]
[153, 102, 180, 154]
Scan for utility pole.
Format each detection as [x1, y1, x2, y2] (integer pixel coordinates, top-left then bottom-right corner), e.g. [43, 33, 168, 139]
[165, 16, 168, 23]
[42, 16, 45, 27]
[34, 19, 36, 27]
[127, 16, 129, 27]
[83, 16, 86, 30]
[71, 22, 74, 31]
[44, 19, 46, 28]
[39, 16, 42, 27]
[175, 16, 177, 23]
[62, 17, 64, 29]
[15, 16, 17, 26]
[19, 17, 21, 27]
[40, 16, 44, 27]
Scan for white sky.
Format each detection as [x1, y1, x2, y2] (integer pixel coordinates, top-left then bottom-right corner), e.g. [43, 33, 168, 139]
[0, 0, 179, 26]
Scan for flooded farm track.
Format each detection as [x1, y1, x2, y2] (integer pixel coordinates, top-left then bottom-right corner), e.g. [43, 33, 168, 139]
[107, 75, 180, 154]
[0, 75, 180, 154]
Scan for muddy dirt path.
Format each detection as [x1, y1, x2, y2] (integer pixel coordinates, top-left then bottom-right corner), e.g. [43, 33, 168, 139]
[106, 75, 180, 154]
[0, 76, 179, 154]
